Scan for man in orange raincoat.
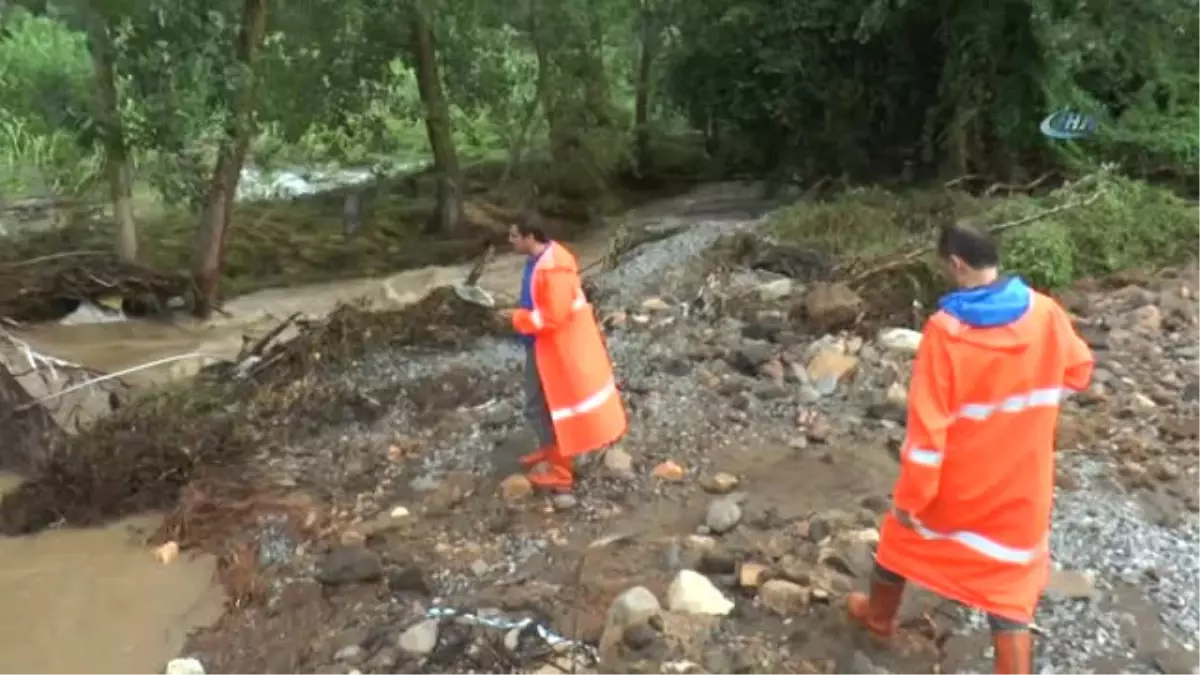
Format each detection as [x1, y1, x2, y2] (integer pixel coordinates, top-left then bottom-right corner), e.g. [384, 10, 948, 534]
[508, 212, 627, 490]
[847, 224, 1094, 674]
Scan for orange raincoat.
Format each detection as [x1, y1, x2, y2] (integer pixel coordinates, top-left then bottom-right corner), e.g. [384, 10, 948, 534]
[512, 242, 627, 457]
[875, 277, 1094, 623]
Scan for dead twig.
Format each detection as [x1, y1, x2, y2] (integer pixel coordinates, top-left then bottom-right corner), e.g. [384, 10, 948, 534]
[0, 250, 109, 270]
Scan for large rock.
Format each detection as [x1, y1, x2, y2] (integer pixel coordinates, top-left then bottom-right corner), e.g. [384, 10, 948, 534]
[599, 586, 664, 664]
[803, 283, 863, 329]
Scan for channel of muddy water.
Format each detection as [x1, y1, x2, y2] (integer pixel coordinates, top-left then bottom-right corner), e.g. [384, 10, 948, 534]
[0, 241, 607, 673]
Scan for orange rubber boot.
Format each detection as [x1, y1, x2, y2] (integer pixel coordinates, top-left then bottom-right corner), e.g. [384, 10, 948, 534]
[992, 630, 1033, 674]
[528, 447, 574, 491]
[519, 445, 555, 468]
[846, 573, 906, 639]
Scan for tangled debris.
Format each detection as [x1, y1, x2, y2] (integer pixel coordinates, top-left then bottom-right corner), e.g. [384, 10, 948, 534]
[0, 251, 191, 322]
[0, 285, 509, 537]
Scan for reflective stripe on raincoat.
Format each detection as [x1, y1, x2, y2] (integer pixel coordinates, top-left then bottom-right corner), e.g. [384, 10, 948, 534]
[512, 242, 627, 456]
[876, 277, 1094, 623]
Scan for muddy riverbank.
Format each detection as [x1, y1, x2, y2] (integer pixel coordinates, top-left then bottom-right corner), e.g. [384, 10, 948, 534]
[1, 182, 1197, 674]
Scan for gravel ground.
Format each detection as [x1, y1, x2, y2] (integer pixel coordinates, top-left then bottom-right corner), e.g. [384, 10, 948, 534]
[188, 183, 1199, 674]
[1011, 454, 1198, 674]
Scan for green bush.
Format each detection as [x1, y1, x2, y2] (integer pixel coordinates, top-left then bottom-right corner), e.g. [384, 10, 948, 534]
[994, 175, 1198, 289]
[769, 187, 981, 256]
[1001, 218, 1077, 290]
[768, 172, 1196, 292]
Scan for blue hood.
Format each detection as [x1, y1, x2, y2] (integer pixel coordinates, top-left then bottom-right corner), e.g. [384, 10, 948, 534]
[937, 276, 1031, 328]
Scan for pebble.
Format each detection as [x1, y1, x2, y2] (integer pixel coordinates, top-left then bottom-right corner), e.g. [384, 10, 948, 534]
[704, 497, 743, 534]
[758, 579, 810, 615]
[652, 461, 686, 481]
[498, 474, 533, 502]
[667, 570, 734, 616]
[398, 618, 440, 656]
[165, 658, 205, 675]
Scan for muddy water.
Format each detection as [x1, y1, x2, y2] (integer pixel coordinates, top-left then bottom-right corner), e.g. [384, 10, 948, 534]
[0, 475, 224, 674]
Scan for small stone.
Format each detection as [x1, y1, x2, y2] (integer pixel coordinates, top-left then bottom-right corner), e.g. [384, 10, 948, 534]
[758, 579, 810, 615]
[606, 586, 663, 627]
[603, 447, 635, 476]
[738, 562, 769, 589]
[398, 619, 440, 656]
[471, 560, 489, 576]
[499, 474, 534, 502]
[1131, 392, 1158, 410]
[390, 506, 411, 518]
[154, 541, 180, 565]
[1130, 304, 1163, 331]
[1151, 459, 1182, 482]
[165, 658, 205, 675]
[807, 349, 859, 383]
[641, 297, 671, 312]
[759, 358, 786, 383]
[885, 381, 907, 407]
[315, 546, 383, 585]
[622, 622, 660, 650]
[1044, 569, 1098, 600]
[697, 547, 738, 575]
[666, 570, 735, 615]
[803, 283, 863, 329]
[705, 498, 743, 534]
[334, 645, 364, 663]
[877, 328, 922, 354]
[798, 384, 822, 403]
[653, 461, 686, 481]
[552, 493, 578, 511]
[603, 311, 629, 329]
[700, 472, 740, 494]
[756, 278, 795, 301]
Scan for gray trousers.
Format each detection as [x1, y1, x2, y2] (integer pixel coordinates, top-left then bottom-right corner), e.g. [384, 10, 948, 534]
[523, 345, 557, 448]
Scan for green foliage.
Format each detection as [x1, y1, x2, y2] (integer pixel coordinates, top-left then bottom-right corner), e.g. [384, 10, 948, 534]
[997, 174, 1199, 289]
[0, 7, 91, 134]
[770, 171, 1197, 291]
[769, 188, 982, 257]
[0, 7, 98, 196]
[1002, 218, 1077, 290]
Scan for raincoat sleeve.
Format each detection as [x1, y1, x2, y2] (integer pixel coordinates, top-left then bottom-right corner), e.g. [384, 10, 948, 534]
[893, 322, 955, 515]
[512, 267, 578, 336]
[1056, 309, 1094, 392]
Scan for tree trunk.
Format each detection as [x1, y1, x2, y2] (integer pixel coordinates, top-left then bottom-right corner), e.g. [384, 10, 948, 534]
[191, 0, 269, 319]
[633, 0, 657, 173]
[87, 15, 137, 262]
[409, 1, 461, 234]
[0, 361, 61, 475]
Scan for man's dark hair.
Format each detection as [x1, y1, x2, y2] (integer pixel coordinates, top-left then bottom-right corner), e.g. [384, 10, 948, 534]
[937, 222, 999, 269]
[513, 210, 549, 243]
